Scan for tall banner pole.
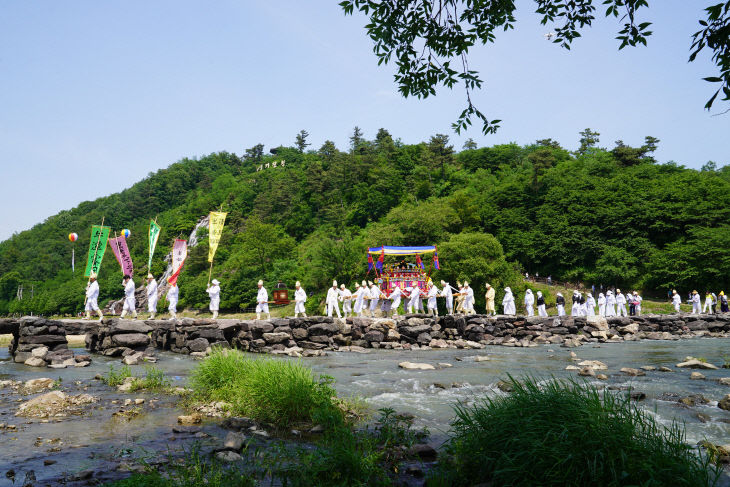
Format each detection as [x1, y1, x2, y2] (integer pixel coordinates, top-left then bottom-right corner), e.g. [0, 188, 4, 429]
[84, 216, 105, 307]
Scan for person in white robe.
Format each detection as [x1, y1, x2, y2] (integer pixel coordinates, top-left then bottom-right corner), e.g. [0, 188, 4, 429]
[616, 289, 628, 317]
[524, 289, 535, 317]
[672, 289, 682, 313]
[427, 281, 440, 316]
[207, 279, 221, 319]
[369, 281, 380, 317]
[255, 280, 269, 320]
[339, 284, 352, 318]
[605, 291, 617, 317]
[463, 282, 475, 314]
[407, 283, 421, 314]
[388, 285, 402, 317]
[556, 292, 566, 317]
[440, 280, 454, 315]
[633, 291, 643, 316]
[536, 290, 548, 317]
[571, 291, 581, 316]
[691, 290, 701, 314]
[294, 281, 307, 318]
[586, 292, 596, 316]
[598, 293, 606, 316]
[703, 292, 714, 314]
[120, 274, 138, 319]
[354, 282, 366, 316]
[502, 287, 516, 315]
[84, 273, 103, 321]
[166, 283, 179, 320]
[326, 281, 341, 318]
[146, 274, 158, 319]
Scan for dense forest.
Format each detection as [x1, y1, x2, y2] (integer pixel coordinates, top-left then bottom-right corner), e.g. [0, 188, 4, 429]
[1, 128, 728, 316]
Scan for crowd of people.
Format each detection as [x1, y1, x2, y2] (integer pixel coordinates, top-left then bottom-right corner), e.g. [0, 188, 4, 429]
[82, 275, 730, 321]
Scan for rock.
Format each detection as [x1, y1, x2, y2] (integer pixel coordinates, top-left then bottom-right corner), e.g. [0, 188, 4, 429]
[309, 424, 325, 434]
[617, 323, 639, 334]
[122, 352, 143, 366]
[718, 378, 730, 386]
[75, 361, 91, 367]
[263, 332, 290, 344]
[31, 347, 49, 358]
[578, 367, 595, 377]
[24, 357, 47, 367]
[679, 395, 709, 407]
[407, 443, 438, 460]
[596, 374, 609, 380]
[215, 451, 242, 462]
[697, 413, 711, 423]
[577, 360, 608, 370]
[438, 363, 453, 368]
[187, 338, 210, 353]
[719, 395, 730, 411]
[474, 355, 490, 362]
[640, 365, 656, 371]
[629, 391, 646, 401]
[565, 365, 581, 371]
[16, 391, 96, 418]
[111, 333, 150, 348]
[658, 366, 673, 372]
[691, 372, 706, 380]
[223, 432, 246, 451]
[429, 338, 449, 348]
[497, 380, 513, 393]
[177, 414, 202, 425]
[134, 398, 145, 405]
[23, 378, 54, 393]
[398, 362, 435, 370]
[620, 368, 645, 377]
[676, 359, 718, 370]
[363, 330, 385, 343]
[561, 338, 583, 348]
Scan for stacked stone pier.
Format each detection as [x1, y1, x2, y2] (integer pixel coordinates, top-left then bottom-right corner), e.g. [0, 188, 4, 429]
[3, 313, 730, 364]
[6, 316, 90, 367]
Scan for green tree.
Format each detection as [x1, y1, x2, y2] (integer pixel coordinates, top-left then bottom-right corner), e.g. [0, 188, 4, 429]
[578, 128, 601, 155]
[295, 130, 310, 152]
[341, 0, 730, 134]
[463, 138, 478, 150]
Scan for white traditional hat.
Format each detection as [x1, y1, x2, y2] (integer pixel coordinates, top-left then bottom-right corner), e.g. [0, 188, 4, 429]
[464, 281, 469, 286]
[617, 288, 621, 293]
[355, 283, 360, 288]
[212, 279, 220, 285]
[258, 280, 263, 285]
[368, 281, 373, 286]
[440, 280, 446, 286]
[295, 281, 301, 287]
[147, 273, 154, 279]
[89, 272, 97, 279]
[361, 280, 367, 287]
[333, 280, 338, 287]
[340, 284, 345, 289]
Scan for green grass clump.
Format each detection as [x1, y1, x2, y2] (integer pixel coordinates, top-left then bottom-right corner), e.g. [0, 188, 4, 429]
[101, 447, 253, 487]
[130, 365, 171, 392]
[428, 376, 720, 487]
[103, 364, 133, 387]
[190, 348, 340, 427]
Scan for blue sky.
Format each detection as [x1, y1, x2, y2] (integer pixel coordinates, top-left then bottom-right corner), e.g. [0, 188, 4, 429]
[1, 0, 728, 241]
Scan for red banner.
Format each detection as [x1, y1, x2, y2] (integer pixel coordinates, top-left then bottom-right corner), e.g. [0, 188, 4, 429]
[167, 239, 187, 285]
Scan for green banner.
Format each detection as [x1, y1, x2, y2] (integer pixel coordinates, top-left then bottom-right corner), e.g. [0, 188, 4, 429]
[84, 225, 110, 277]
[148, 220, 161, 270]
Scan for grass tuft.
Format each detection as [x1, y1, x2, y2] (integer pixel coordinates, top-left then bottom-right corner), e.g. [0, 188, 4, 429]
[189, 348, 341, 428]
[428, 375, 720, 487]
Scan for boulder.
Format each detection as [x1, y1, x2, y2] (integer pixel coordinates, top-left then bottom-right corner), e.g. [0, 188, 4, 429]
[578, 367, 595, 377]
[24, 357, 47, 367]
[676, 359, 718, 370]
[111, 333, 150, 348]
[23, 378, 54, 393]
[307, 322, 339, 336]
[620, 368, 645, 377]
[177, 413, 202, 425]
[215, 451, 242, 462]
[109, 321, 152, 334]
[690, 372, 706, 380]
[398, 362, 435, 370]
[363, 330, 384, 343]
[187, 338, 210, 353]
[31, 347, 49, 358]
[617, 323, 639, 334]
[577, 360, 608, 370]
[223, 431, 247, 451]
[263, 332, 290, 344]
[719, 395, 730, 411]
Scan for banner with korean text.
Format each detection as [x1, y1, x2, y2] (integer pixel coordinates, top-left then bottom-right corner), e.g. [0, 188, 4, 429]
[84, 225, 110, 277]
[109, 235, 134, 276]
[167, 239, 187, 286]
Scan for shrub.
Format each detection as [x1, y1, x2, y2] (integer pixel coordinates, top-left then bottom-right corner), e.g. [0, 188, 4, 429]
[428, 376, 720, 487]
[189, 348, 340, 427]
[130, 365, 171, 392]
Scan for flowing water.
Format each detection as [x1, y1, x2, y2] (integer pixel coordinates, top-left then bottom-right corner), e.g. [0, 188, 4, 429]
[2, 338, 730, 484]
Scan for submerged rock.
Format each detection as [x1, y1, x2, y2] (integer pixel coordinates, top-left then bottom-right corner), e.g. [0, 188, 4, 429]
[620, 368, 645, 377]
[398, 362, 435, 370]
[16, 391, 97, 418]
[677, 359, 718, 370]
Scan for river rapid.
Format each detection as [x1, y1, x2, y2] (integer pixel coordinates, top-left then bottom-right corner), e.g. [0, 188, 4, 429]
[2, 338, 730, 485]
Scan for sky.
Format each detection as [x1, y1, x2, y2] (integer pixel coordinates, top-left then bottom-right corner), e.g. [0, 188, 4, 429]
[1, 0, 728, 241]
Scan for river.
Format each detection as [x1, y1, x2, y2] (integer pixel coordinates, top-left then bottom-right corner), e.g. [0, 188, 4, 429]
[2, 338, 730, 485]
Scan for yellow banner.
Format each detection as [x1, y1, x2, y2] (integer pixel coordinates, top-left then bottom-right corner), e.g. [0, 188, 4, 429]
[208, 211, 227, 263]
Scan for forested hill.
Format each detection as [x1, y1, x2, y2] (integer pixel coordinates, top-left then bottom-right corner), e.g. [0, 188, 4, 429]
[1, 129, 729, 315]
